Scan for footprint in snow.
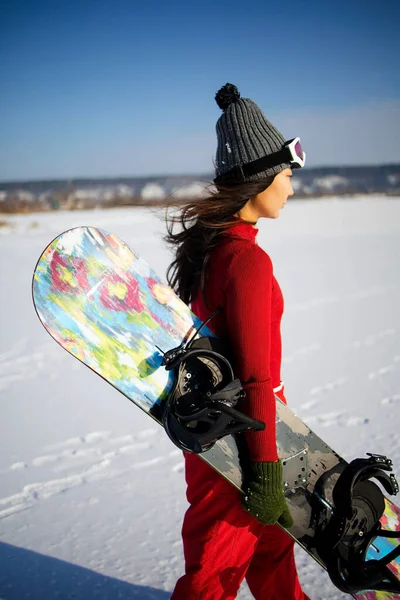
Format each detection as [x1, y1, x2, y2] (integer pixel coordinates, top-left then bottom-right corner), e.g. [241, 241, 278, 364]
[0, 459, 112, 520]
[283, 343, 321, 364]
[133, 457, 164, 470]
[352, 328, 396, 348]
[309, 377, 347, 396]
[381, 394, 400, 405]
[291, 296, 339, 313]
[10, 462, 27, 470]
[300, 399, 321, 411]
[0, 339, 67, 392]
[345, 416, 370, 427]
[82, 431, 112, 444]
[42, 433, 107, 453]
[11, 431, 153, 476]
[172, 462, 184, 473]
[136, 428, 158, 440]
[368, 362, 398, 379]
[306, 411, 369, 428]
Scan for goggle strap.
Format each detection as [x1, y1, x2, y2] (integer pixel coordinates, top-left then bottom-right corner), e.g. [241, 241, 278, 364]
[214, 144, 302, 185]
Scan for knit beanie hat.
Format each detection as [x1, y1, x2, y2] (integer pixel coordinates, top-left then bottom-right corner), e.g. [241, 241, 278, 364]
[214, 83, 291, 184]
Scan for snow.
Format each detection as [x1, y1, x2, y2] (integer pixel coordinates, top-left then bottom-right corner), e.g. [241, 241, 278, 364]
[1, 196, 400, 600]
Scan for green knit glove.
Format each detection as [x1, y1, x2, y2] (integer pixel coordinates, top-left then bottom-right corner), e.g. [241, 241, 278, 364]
[242, 460, 294, 528]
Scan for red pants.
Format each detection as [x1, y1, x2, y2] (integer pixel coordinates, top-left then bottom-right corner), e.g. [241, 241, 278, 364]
[172, 454, 310, 600]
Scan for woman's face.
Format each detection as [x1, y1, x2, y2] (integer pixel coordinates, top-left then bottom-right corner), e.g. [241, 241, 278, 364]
[238, 168, 294, 222]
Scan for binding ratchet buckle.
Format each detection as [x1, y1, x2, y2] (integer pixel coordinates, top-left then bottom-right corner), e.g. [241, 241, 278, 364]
[316, 453, 400, 594]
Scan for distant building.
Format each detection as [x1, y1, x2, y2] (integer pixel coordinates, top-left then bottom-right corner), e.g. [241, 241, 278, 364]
[140, 183, 166, 201]
[388, 174, 400, 186]
[0, 189, 42, 212]
[100, 184, 135, 201]
[291, 178, 303, 193]
[313, 175, 349, 192]
[0, 165, 399, 214]
[171, 181, 211, 199]
[73, 188, 103, 201]
[14, 190, 35, 202]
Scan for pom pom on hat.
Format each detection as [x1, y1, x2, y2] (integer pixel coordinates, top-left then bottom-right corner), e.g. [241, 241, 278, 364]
[215, 83, 240, 111]
[214, 83, 290, 181]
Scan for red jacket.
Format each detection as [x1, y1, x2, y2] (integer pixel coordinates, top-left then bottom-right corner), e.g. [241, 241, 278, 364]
[191, 220, 284, 462]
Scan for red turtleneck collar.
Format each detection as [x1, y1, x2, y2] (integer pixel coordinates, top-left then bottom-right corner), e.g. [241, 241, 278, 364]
[222, 218, 258, 242]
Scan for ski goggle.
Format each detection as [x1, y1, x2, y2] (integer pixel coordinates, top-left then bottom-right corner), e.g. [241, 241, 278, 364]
[214, 136, 306, 185]
[283, 137, 306, 168]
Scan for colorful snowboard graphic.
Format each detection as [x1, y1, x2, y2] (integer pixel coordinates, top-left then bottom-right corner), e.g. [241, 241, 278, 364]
[32, 227, 400, 599]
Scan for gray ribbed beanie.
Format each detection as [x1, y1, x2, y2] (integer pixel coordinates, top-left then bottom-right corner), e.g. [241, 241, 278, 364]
[215, 83, 290, 182]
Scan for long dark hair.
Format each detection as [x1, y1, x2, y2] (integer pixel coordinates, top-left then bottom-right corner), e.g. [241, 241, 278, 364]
[164, 177, 274, 306]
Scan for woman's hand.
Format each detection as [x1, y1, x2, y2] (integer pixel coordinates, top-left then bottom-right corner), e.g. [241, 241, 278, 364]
[242, 459, 294, 528]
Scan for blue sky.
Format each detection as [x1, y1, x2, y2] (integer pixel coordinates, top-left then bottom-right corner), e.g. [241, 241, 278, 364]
[1, 0, 399, 181]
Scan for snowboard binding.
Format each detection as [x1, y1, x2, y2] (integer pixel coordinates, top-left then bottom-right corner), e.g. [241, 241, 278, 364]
[158, 309, 265, 454]
[316, 453, 400, 594]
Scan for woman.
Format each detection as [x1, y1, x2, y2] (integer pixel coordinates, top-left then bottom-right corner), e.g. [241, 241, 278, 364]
[165, 83, 310, 600]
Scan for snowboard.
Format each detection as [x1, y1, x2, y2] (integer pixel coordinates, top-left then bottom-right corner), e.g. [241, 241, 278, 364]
[32, 226, 400, 599]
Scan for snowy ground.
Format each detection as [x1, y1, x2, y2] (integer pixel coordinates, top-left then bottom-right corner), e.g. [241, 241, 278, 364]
[0, 196, 399, 600]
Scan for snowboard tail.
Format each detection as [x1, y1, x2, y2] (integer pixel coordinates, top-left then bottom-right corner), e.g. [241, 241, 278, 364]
[32, 226, 400, 599]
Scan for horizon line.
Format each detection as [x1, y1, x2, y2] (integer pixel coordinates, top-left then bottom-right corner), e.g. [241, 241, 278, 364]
[1, 162, 400, 186]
